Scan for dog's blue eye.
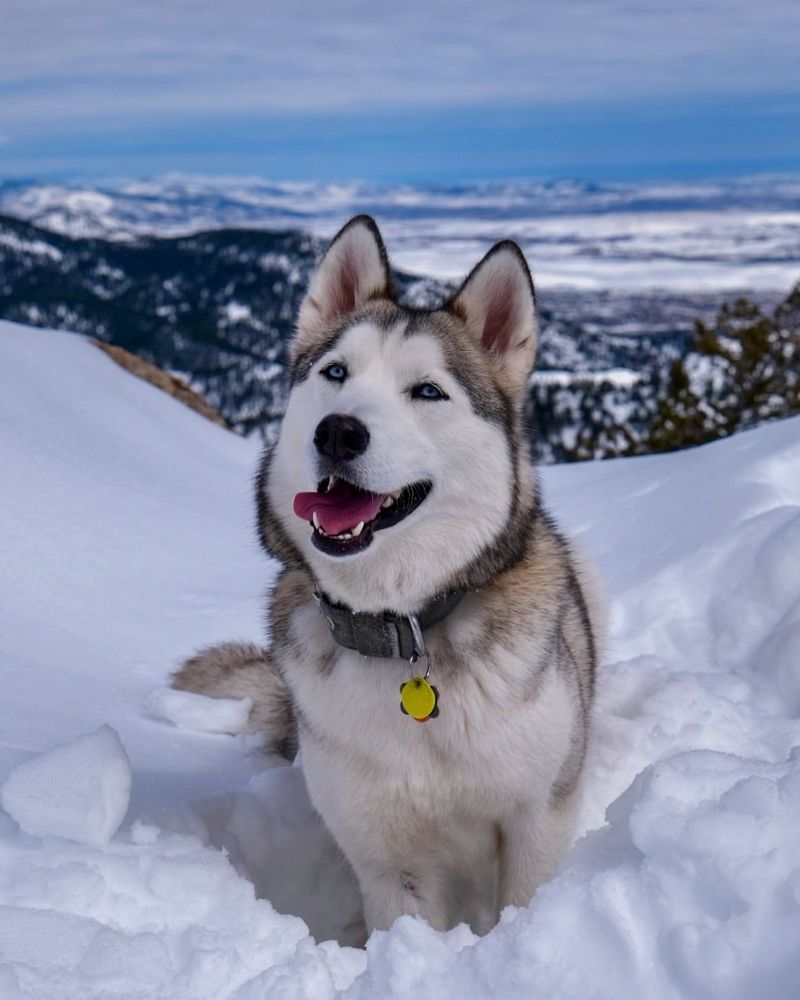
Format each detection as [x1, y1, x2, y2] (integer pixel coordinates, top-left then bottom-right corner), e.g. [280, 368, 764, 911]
[321, 363, 347, 383]
[411, 382, 448, 401]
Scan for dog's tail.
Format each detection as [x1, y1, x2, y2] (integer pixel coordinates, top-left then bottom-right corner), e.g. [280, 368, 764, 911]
[171, 642, 297, 759]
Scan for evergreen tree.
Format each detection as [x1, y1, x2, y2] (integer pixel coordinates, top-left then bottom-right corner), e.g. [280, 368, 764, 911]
[641, 284, 800, 454]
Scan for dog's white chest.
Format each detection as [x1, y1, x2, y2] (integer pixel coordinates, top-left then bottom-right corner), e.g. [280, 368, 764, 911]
[286, 610, 575, 819]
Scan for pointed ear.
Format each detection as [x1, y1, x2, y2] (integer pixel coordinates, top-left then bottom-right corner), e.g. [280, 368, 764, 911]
[448, 241, 537, 388]
[296, 215, 392, 351]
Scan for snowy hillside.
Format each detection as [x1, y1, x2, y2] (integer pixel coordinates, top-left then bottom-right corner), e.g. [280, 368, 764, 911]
[1, 319, 799, 998]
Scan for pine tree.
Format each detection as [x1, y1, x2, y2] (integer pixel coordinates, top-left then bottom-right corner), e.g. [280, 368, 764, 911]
[642, 284, 800, 454]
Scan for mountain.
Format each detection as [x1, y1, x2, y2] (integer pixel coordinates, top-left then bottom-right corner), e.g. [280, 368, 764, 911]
[0, 211, 687, 456]
[3, 176, 798, 299]
[0, 212, 320, 430]
[4, 175, 800, 242]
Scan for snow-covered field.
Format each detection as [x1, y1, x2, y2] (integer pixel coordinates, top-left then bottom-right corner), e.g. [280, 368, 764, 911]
[1, 319, 799, 998]
[3, 176, 799, 293]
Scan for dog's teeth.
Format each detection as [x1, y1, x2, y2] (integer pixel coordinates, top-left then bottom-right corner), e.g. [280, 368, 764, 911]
[327, 475, 338, 492]
[382, 496, 394, 508]
[312, 512, 321, 530]
[352, 521, 364, 536]
[391, 489, 403, 500]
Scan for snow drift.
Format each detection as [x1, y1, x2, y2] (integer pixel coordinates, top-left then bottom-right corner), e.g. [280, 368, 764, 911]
[0, 319, 799, 998]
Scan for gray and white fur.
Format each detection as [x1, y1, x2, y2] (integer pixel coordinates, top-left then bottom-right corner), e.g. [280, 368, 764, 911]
[173, 215, 604, 936]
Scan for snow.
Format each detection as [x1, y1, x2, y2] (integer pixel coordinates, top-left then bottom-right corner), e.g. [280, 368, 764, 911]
[532, 368, 642, 389]
[0, 726, 131, 847]
[220, 301, 256, 326]
[0, 229, 63, 262]
[149, 688, 254, 735]
[1, 318, 800, 997]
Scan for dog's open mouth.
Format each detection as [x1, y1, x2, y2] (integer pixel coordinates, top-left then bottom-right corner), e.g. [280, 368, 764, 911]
[293, 475, 431, 556]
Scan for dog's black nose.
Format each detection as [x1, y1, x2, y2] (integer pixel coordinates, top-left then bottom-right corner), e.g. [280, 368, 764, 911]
[314, 414, 370, 462]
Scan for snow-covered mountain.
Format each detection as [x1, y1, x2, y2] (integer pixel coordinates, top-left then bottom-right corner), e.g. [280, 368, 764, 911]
[4, 174, 797, 460]
[0, 210, 692, 456]
[2, 174, 798, 292]
[1, 319, 799, 998]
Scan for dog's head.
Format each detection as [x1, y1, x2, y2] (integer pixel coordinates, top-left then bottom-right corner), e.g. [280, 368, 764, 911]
[260, 215, 539, 613]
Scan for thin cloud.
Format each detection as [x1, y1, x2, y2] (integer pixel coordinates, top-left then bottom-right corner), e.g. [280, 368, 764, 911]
[1, 0, 799, 136]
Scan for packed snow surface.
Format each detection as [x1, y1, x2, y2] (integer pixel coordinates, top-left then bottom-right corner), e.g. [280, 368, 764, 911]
[1, 320, 799, 998]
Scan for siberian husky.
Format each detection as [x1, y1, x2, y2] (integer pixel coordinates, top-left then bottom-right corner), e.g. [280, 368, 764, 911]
[173, 215, 603, 936]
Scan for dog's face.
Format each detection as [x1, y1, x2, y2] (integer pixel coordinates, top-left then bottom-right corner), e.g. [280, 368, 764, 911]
[263, 216, 539, 613]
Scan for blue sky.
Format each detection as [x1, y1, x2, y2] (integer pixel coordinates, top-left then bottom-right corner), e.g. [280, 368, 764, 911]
[2, 0, 799, 182]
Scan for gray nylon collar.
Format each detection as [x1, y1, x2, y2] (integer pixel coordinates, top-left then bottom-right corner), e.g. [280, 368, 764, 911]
[314, 588, 466, 661]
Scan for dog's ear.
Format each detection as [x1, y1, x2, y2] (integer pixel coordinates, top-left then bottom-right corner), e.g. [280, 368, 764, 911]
[295, 215, 392, 353]
[448, 241, 537, 389]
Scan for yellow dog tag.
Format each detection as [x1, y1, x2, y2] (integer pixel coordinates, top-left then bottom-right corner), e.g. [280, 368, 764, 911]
[400, 676, 439, 722]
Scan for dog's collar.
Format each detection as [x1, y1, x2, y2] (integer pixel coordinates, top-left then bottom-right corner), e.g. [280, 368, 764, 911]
[314, 588, 466, 661]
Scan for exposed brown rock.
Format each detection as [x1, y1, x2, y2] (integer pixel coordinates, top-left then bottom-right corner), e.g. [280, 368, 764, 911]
[93, 339, 234, 433]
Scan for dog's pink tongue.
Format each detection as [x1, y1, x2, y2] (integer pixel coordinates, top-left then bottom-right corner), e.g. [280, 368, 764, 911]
[293, 480, 387, 535]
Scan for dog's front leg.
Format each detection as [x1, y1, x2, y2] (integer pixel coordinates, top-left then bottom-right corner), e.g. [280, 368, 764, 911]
[356, 860, 451, 934]
[498, 804, 573, 911]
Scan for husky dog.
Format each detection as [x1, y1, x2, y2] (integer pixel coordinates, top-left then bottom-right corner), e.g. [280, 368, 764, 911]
[173, 216, 602, 936]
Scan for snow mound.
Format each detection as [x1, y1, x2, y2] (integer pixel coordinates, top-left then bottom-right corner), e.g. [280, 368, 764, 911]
[0, 823, 356, 1000]
[149, 687, 254, 735]
[1, 320, 800, 998]
[345, 749, 800, 1000]
[1, 725, 131, 847]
